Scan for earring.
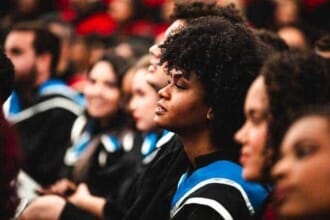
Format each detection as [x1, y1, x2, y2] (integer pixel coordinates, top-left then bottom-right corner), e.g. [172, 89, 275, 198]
[206, 109, 214, 120]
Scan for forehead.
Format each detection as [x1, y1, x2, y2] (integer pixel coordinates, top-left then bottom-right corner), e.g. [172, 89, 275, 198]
[282, 116, 330, 147]
[245, 76, 268, 108]
[133, 68, 148, 84]
[89, 61, 116, 79]
[6, 31, 34, 47]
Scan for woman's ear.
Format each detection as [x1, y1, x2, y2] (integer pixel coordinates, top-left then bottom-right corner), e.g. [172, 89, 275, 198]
[206, 108, 214, 120]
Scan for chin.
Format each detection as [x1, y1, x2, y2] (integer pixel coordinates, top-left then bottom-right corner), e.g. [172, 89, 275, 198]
[154, 121, 169, 130]
[242, 169, 261, 182]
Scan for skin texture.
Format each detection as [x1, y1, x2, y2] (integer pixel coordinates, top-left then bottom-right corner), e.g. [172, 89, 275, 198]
[129, 68, 159, 132]
[84, 61, 121, 121]
[235, 76, 271, 181]
[272, 116, 330, 220]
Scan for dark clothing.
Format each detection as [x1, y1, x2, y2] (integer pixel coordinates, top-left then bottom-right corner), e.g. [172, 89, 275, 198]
[61, 202, 98, 220]
[59, 132, 187, 220]
[14, 95, 80, 186]
[6, 79, 83, 186]
[103, 134, 189, 220]
[61, 114, 142, 199]
[170, 152, 269, 220]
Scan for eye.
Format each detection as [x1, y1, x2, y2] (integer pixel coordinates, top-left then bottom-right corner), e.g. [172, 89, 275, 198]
[10, 48, 22, 56]
[293, 142, 317, 159]
[105, 81, 118, 88]
[88, 78, 96, 84]
[174, 82, 186, 90]
[250, 111, 268, 125]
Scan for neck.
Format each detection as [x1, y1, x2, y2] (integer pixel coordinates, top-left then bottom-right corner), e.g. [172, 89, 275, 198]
[36, 71, 51, 86]
[179, 127, 217, 167]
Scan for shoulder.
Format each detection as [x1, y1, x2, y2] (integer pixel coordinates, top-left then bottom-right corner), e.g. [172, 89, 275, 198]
[172, 204, 227, 220]
[173, 183, 251, 220]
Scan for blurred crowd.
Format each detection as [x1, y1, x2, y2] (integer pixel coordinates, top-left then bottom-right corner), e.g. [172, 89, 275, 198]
[0, 0, 329, 220]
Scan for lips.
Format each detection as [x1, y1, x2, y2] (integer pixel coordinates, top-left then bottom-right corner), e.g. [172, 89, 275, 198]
[239, 147, 250, 165]
[239, 153, 249, 165]
[155, 102, 167, 115]
[132, 114, 140, 122]
[273, 185, 291, 205]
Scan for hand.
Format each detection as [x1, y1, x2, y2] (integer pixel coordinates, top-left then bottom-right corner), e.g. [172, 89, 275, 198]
[37, 178, 77, 197]
[67, 183, 106, 219]
[68, 183, 91, 206]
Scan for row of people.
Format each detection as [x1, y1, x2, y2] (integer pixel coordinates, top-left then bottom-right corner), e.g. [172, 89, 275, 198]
[1, 1, 329, 220]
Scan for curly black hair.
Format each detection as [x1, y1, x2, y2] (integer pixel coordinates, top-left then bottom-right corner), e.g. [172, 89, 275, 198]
[160, 16, 263, 159]
[254, 29, 289, 52]
[171, 2, 245, 24]
[261, 50, 330, 156]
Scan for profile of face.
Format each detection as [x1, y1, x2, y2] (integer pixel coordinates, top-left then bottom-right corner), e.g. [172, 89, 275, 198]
[129, 68, 159, 132]
[271, 115, 330, 219]
[155, 70, 210, 134]
[70, 38, 90, 72]
[235, 76, 271, 181]
[147, 20, 185, 91]
[5, 31, 38, 85]
[84, 61, 121, 120]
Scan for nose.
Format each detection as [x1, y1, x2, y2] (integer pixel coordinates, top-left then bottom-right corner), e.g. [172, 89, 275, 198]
[158, 83, 171, 100]
[128, 96, 137, 113]
[234, 122, 247, 145]
[271, 157, 290, 182]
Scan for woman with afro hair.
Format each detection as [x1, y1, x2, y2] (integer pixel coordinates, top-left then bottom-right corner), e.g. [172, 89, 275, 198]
[156, 15, 270, 220]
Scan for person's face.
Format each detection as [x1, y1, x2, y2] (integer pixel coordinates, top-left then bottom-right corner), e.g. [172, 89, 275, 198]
[271, 116, 330, 219]
[70, 40, 90, 71]
[147, 19, 185, 91]
[108, 0, 133, 23]
[155, 70, 211, 134]
[275, 0, 299, 25]
[5, 31, 38, 85]
[129, 69, 159, 132]
[235, 76, 270, 181]
[84, 61, 121, 119]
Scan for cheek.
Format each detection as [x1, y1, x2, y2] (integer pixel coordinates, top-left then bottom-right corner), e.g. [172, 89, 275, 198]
[296, 158, 330, 202]
[14, 57, 34, 74]
[251, 126, 267, 153]
[83, 84, 94, 97]
[104, 90, 121, 105]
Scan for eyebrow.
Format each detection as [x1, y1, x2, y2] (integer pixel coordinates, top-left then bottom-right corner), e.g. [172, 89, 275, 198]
[9, 47, 22, 53]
